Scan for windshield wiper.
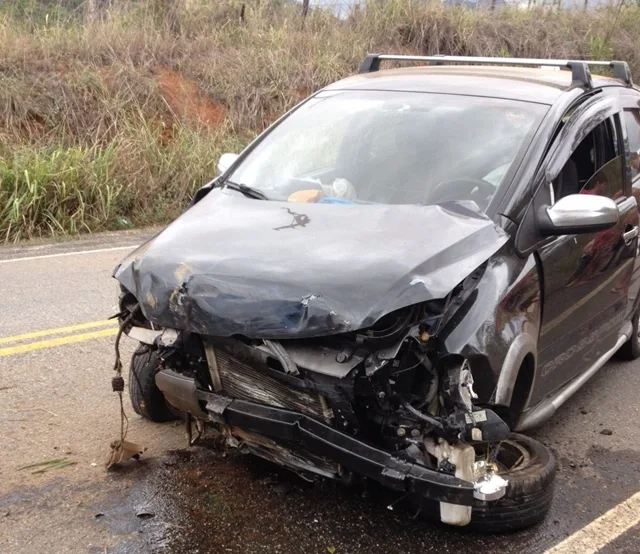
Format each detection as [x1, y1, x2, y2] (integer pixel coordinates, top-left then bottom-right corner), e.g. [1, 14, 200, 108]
[221, 180, 269, 200]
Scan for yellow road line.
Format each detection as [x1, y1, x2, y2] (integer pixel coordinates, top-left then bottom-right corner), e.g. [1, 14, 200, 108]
[0, 328, 119, 357]
[543, 490, 640, 554]
[0, 319, 117, 346]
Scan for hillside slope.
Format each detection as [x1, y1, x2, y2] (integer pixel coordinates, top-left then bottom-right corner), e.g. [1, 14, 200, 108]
[1, 0, 639, 241]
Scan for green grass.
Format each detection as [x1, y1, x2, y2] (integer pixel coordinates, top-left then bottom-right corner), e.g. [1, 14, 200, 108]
[0, 125, 247, 241]
[2, 0, 640, 242]
[0, 146, 118, 241]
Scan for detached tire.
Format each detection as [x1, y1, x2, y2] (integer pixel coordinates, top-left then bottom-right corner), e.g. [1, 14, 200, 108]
[418, 433, 556, 533]
[129, 344, 177, 422]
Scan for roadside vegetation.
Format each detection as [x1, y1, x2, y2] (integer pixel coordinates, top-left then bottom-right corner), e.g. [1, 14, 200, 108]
[1, 0, 640, 241]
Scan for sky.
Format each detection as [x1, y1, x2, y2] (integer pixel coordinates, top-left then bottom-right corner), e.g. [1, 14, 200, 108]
[297, 0, 616, 16]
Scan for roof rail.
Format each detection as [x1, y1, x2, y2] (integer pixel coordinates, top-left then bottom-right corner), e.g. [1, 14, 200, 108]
[358, 54, 634, 89]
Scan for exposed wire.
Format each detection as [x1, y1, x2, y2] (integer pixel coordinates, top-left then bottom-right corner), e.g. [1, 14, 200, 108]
[401, 399, 444, 432]
[263, 339, 299, 375]
[386, 491, 411, 511]
[118, 389, 129, 445]
[112, 313, 131, 374]
[112, 306, 138, 444]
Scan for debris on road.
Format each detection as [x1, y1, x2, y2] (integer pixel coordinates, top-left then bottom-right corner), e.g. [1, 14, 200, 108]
[17, 458, 67, 470]
[105, 440, 145, 469]
[600, 429, 613, 436]
[18, 457, 77, 474]
[105, 314, 146, 470]
[9, 407, 58, 417]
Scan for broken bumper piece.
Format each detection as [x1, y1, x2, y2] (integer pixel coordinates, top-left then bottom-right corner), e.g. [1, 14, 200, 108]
[195, 390, 475, 506]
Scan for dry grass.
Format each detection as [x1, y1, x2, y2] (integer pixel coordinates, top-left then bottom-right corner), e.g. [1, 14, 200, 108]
[1, 0, 640, 241]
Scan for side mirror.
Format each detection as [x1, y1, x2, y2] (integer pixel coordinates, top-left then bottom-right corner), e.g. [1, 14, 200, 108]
[217, 152, 239, 176]
[537, 193, 619, 236]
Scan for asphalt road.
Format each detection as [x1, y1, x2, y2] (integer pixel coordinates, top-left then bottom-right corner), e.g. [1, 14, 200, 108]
[0, 231, 639, 554]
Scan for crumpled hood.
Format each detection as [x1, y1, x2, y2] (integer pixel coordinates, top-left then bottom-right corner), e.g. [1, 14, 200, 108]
[114, 189, 508, 338]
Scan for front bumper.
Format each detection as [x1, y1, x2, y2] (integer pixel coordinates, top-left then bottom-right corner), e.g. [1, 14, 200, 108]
[153, 365, 475, 506]
[213, 396, 474, 505]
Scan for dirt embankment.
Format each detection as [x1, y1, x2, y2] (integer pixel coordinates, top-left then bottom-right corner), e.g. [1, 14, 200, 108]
[2, 0, 640, 242]
[155, 68, 225, 129]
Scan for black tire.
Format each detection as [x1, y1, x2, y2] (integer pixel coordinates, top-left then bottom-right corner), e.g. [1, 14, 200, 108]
[615, 306, 640, 360]
[129, 344, 178, 422]
[416, 433, 556, 533]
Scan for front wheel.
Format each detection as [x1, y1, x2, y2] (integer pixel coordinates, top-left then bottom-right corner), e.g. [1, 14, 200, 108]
[129, 344, 178, 422]
[417, 433, 556, 533]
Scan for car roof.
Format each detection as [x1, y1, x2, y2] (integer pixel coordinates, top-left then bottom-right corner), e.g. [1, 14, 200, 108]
[324, 65, 623, 105]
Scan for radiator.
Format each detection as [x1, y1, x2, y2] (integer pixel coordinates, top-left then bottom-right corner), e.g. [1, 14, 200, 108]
[210, 347, 331, 422]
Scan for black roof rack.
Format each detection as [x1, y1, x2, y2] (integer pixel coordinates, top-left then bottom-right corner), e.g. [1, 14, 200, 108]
[358, 54, 634, 89]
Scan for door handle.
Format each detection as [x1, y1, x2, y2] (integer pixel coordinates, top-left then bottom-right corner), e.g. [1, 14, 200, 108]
[623, 226, 638, 245]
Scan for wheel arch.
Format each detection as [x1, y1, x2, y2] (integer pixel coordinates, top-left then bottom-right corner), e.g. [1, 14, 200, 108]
[494, 333, 537, 408]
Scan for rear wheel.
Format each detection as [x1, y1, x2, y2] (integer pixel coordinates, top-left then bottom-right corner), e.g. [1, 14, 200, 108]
[615, 306, 640, 360]
[129, 344, 178, 422]
[417, 433, 556, 533]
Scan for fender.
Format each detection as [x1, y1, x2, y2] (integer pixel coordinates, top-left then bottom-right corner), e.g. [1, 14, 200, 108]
[441, 250, 541, 408]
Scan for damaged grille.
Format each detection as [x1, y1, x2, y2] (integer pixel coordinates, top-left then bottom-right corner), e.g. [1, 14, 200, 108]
[213, 349, 331, 422]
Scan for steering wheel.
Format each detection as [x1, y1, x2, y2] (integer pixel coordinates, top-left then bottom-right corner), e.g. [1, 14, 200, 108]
[427, 178, 496, 208]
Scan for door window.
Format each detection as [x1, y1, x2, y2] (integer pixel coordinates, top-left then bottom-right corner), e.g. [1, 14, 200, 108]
[553, 117, 624, 202]
[623, 109, 640, 181]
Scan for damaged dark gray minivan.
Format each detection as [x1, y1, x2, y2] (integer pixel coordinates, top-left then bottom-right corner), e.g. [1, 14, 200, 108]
[112, 55, 640, 532]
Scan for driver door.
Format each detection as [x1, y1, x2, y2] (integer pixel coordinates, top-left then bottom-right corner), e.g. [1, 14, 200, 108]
[531, 105, 637, 404]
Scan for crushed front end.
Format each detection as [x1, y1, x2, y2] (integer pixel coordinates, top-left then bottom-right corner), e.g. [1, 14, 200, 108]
[111, 193, 518, 526]
[119, 282, 511, 526]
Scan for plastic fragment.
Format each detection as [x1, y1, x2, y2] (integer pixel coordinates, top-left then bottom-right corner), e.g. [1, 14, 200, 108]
[105, 440, 145, 469]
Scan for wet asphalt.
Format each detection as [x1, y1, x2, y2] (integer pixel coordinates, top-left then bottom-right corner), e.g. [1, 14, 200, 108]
[0, 230, 638, 554]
